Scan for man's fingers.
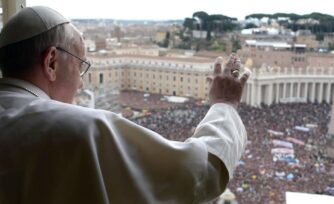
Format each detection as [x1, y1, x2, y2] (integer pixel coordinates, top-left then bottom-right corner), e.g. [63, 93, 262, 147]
[232, 70, 240, 78]
[214, 62, 222, 76]
[240, 67, 252, 87]
[224, 53, 240, 76]
[206, 76, 213, 84]
[213, 57, 223, 76]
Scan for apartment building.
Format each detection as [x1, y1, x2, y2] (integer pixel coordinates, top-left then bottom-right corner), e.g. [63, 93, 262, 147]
[238, 48, 308, 68]
[295, 35, 319, 51]
[237, 46, 334, 68]
[84, 53, 213, 99]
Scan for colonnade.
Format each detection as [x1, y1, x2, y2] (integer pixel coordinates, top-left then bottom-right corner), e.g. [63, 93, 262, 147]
[242, 67, 334, 106]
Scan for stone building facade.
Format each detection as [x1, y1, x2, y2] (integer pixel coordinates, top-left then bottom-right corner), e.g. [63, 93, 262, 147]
[84, 54, 213, 99]
[84, 53, 334, 107]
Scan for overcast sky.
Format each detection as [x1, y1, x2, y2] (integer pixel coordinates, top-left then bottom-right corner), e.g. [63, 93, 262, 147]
[27, 0, 333, 20]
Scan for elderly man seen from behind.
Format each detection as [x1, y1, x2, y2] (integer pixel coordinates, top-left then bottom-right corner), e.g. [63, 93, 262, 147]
[0, 6, 251, 204]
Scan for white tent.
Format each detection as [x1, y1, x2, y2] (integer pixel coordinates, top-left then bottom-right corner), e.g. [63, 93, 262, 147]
[164, 96, 189, 103]
[286, 192, 334, 204]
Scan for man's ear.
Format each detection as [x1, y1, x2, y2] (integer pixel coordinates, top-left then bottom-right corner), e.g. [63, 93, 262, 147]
[42, 46, 58, 82]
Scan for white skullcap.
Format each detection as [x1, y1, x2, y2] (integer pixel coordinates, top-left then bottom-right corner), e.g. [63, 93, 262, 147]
[0, 6, 70, 48]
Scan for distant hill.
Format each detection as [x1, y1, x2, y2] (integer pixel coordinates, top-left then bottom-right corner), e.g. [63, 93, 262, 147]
[72, 19, 183, 25]
[183, 11, 238, 34]
[245, 12, 334, 33]
[246, 12, 334, 22]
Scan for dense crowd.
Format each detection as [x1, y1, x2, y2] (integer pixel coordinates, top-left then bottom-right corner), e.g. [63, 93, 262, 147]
[228, 102, 333, 203]
[132, 103, 207, 141]
[95, 91, 334, 203]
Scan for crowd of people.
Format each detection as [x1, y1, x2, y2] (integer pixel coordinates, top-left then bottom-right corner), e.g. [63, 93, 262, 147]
[228, 102, 333, 203]
[96, 91, 334, 204]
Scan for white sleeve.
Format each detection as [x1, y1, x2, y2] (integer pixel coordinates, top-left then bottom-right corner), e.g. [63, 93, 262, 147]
[188, 103, 247, 179]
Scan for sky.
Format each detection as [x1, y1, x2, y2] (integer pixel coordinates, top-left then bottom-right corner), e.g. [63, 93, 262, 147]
[27, 0, 334, 21]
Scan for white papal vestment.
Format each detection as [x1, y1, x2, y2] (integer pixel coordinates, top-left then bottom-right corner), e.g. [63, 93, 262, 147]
[0, 78, 247, 204]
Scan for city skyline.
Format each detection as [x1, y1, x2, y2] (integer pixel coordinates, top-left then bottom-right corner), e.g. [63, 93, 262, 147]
[27, 0, 334, 21]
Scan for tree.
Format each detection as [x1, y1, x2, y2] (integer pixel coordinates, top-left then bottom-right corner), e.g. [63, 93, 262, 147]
[232, 39, 241, 52]
[210, 39, 226, 51]
[183, 18, 195, 30]
[246, 12, 334, 34]
[163, 31, 170, 48]
[245, 23, 258, 29]
[316, 33, 324, 41]
[206, 30, 212, 41]
[193, 11, 210, 31]
[328, 43, 334, 51]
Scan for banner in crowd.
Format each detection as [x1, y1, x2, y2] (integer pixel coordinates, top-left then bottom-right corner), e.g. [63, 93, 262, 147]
[268, 129, 284, 136]
[285, 137, 305, 146]
[306, 123, 318, 129]
[271, 148, 294, 155]
[294, 126, 310, 132]
[272, 139, 294, 149]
